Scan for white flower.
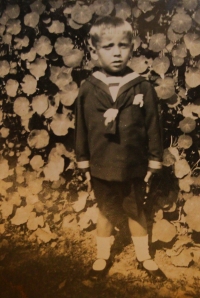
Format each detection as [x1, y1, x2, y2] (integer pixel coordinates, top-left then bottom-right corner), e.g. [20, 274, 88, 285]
[103, 108, 119, 126]
[133, 94, 144, 107]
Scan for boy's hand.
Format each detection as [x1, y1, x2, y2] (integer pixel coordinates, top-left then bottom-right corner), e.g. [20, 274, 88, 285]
[144, 171, 153, 194]
[144, 171, 153, 183]
[85, 171, 92, 193]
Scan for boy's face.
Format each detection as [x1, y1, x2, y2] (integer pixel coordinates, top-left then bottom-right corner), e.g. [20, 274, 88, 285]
[93, 29, 132, 75]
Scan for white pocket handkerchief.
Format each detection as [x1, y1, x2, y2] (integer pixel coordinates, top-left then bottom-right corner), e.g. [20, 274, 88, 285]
[133, 94, 144, 107]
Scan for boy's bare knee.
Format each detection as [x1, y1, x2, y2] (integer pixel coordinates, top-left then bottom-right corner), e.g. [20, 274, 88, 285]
[97, 210, 113, 237]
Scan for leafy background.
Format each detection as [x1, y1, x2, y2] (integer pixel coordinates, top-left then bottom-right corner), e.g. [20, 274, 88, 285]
[1, 0, 200, 266]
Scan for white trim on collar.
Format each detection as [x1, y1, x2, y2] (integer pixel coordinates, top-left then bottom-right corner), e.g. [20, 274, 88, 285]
[92, 71, 140, 89]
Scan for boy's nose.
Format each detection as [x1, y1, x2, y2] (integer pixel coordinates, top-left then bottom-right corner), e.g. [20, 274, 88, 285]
[113, 46, 121, 56]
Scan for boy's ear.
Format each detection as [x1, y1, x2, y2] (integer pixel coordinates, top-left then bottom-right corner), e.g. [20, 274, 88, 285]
[88, 38, 98, 60]
[129, 42, 134, 59]
[89, 45, 98, 61]
[130, 41, 134, 51]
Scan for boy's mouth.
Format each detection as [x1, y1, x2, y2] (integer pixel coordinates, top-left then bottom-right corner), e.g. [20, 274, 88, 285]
[112, 61, 123, 66]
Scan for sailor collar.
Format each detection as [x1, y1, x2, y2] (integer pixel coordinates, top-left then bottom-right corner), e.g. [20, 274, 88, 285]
[87, 69, 145, 100]
[86, 69, 146, 136]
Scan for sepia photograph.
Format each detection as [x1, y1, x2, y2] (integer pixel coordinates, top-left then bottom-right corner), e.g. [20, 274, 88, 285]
[0, 0, 200, 297]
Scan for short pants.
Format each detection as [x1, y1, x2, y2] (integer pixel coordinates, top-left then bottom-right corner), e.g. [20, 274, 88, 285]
[91, 176, 146, 225]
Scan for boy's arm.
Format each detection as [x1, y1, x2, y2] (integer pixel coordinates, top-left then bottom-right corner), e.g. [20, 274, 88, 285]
[75, 86, 90, 173]
[143, 81, 163, 174]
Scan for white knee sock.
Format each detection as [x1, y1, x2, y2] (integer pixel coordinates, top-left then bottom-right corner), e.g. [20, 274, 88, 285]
[131, 234, 151, 262]
[96, 236, 111, 260]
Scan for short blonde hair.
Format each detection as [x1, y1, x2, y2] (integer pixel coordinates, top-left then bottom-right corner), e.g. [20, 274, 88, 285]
[89, 16, 133, 48]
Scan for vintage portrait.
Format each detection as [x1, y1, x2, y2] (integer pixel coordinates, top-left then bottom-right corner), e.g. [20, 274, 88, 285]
[0, 0, 200, 297]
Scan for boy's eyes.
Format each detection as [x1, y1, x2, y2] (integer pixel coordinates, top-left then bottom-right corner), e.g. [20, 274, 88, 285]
[120, 43, 129, 48]
[102, 44, 113, 49]
[102, 43, 130, 49]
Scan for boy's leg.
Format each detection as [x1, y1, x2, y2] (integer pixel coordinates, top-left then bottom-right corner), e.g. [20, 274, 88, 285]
[124, 179, 166, 279]
[97, 209, 114, 237]
[128, 212, 155, 266]
[90, 209, 114, 274]
[129, 214, 167, 278]
[90, 178, 115, 275]
[95, 209, 113, 262]
[128, 209, 147, 237]
[123, 179, 152, 262]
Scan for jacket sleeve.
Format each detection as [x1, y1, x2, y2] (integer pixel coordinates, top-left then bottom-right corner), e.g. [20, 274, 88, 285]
[142, 81, 163, 173]
[75, 84, 90, 171]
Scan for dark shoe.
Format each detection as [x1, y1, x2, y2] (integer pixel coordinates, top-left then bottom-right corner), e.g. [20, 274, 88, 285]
[87, 258, 112, 281]
[137, 259, 167, 281]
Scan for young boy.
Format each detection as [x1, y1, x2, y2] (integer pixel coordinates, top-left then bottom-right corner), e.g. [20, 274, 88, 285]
[75, 16, 166, 281]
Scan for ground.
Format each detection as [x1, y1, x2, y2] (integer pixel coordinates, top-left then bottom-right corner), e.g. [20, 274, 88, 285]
[1, 221, 200, 298]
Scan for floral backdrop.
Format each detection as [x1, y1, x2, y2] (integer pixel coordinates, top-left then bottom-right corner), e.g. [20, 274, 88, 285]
[1, 0, 200, 263]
